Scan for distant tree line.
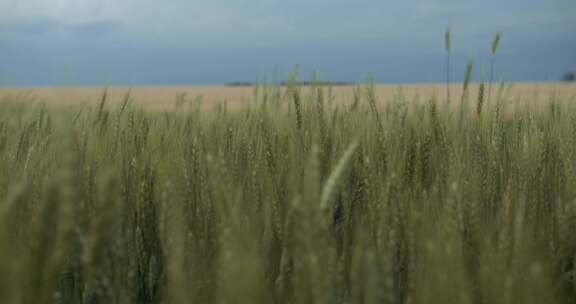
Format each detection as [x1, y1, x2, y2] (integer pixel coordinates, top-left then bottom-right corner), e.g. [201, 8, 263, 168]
[226, 81, 355, 87]
[563, 72, 575, 82]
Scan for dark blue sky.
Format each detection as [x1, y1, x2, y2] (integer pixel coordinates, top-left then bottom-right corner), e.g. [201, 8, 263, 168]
[1, 0, 575, 86]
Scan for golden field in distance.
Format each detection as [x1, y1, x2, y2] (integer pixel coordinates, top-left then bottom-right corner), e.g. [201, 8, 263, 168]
[0, 82, 574, 110]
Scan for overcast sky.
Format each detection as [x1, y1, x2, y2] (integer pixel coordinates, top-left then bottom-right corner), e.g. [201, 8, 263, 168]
[0, 0, 575, 85]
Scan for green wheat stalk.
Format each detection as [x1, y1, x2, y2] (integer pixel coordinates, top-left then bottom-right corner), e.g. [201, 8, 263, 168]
[320, 142, 358, 213]
[459, 61, 474, 126]
[445, 26, 452, 105]
[488, 32, 502, 105]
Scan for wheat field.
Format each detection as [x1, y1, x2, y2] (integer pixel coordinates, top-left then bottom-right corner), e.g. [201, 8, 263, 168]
[1, 82, 574, 110]
[1, 77, 576, 303]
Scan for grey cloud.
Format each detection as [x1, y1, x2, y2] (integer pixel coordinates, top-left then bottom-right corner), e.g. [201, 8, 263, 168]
[0, 17, 61, 36]
[0, 0, 574, 85]
[68, 20, 124, 37]
[0, 17, 124, 46]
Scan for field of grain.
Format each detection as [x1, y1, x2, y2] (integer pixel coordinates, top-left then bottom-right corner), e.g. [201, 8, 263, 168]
[1, 77, 576, 303]
[1, 82, 574, 110]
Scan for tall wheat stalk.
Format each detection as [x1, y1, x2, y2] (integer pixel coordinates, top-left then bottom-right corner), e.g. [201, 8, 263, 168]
[459, 61, 474, 126]
[445, 26, 452, 105]
[488, 32, 502, 105]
